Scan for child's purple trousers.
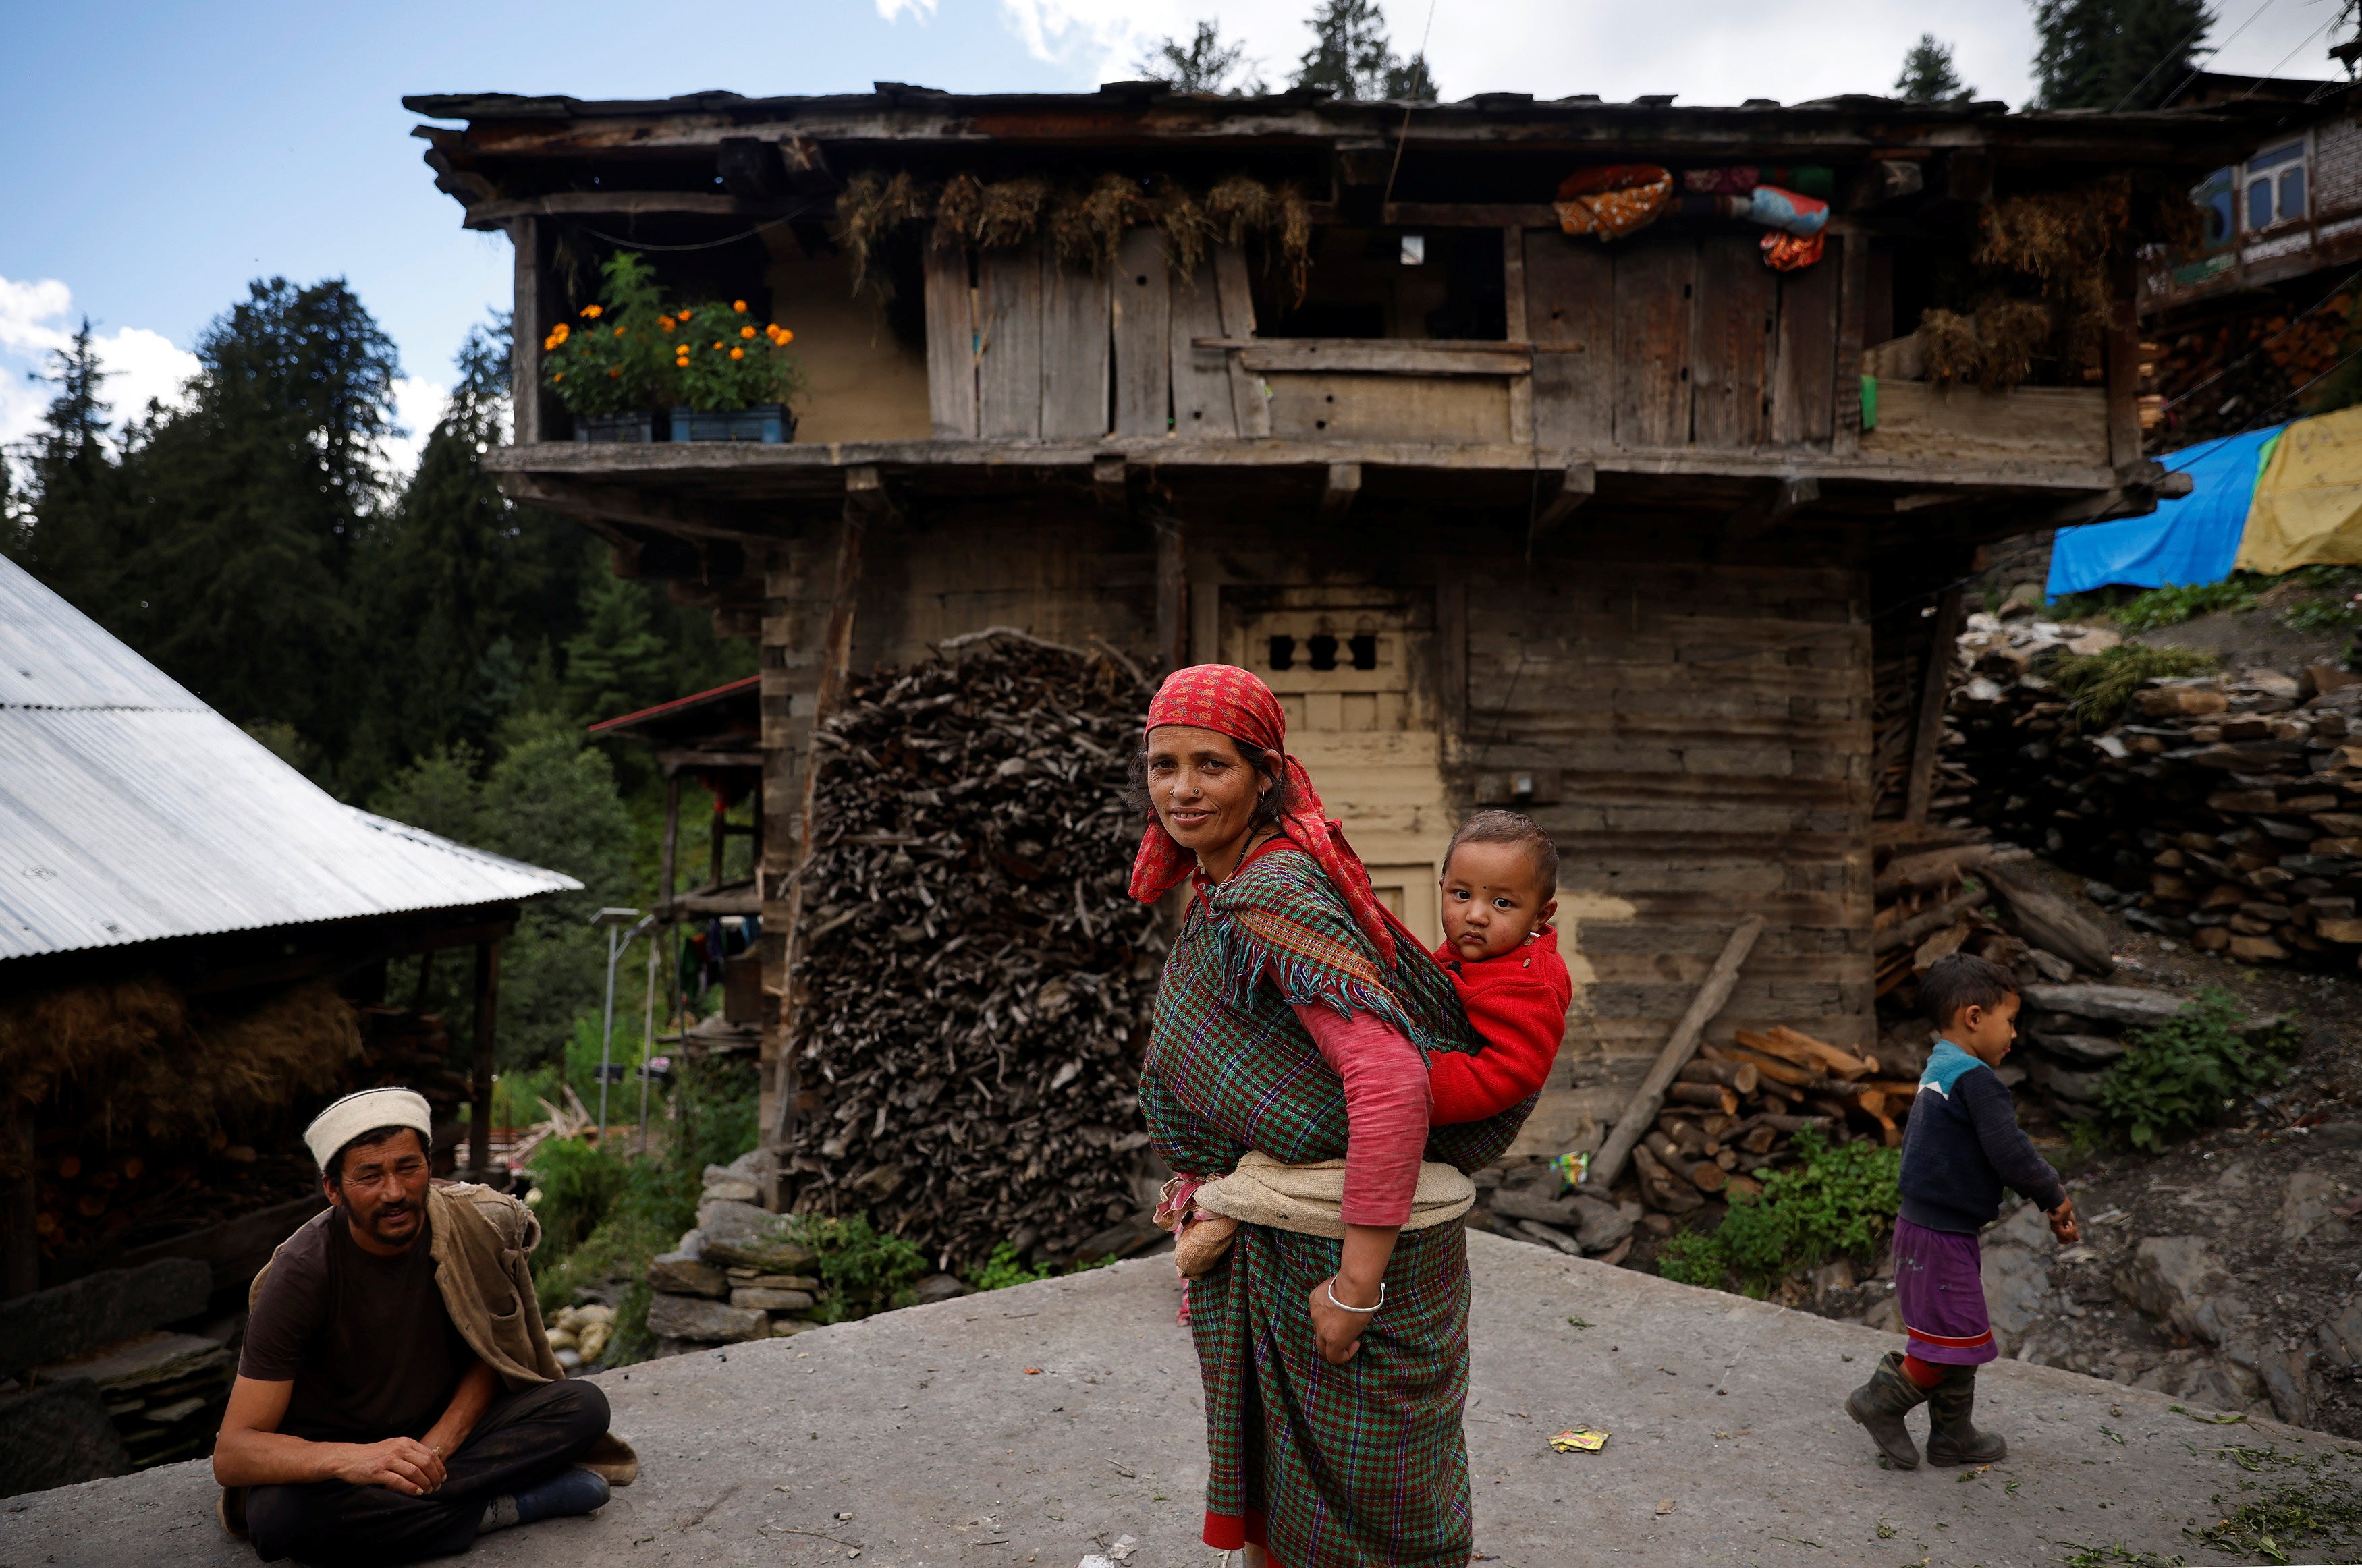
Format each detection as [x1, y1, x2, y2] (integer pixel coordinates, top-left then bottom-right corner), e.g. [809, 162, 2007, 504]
[1890, 1216, 1998, 1366]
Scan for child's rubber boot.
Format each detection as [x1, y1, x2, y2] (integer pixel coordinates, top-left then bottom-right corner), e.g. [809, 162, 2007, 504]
[1844, 1351, 1929, 1469]
[1924, 1365, 2007, 1465]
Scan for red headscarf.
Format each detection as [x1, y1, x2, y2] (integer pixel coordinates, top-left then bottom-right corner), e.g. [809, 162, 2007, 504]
[1128, 664, 1398, 963]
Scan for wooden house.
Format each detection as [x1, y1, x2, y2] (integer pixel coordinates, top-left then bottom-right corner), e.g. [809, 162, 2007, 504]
[408, 84, 2251, 1176]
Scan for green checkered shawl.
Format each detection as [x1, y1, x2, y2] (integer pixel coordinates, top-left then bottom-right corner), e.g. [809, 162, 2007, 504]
[1141, 844, 1535, 1568]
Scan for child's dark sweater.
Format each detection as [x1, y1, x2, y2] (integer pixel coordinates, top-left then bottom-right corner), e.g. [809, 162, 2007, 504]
[1898, 1041, 2066, 1234]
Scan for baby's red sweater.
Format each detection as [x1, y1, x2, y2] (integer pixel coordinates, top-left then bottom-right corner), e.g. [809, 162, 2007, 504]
[1428, 926, 1573, 1124]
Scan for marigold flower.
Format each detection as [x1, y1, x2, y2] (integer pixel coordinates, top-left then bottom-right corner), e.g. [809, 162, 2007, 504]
[730, 347, 745, 360]
[733, 299, 748, 312]
[582, 304, 603, 318]
[658, 315, 676, 331]
[740, 325, 757, 339]
[615, 325, 626, 337]
[553, 372, 564, 381]
[713, 341, 725, 350]
[549, 323, 570, 345]
[678, 307, 693, 320]
[609, 367, 623, 377]
[777, 328, 794, 344]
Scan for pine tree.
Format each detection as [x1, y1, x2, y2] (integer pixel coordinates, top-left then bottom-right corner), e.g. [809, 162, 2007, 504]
[1292, 0, 1433, 100]
[1137, 20, 1262, 94]
[3, 323, 122, 611]
[2033, 0, 2212, 110]
[1896, 34, 1974, 102]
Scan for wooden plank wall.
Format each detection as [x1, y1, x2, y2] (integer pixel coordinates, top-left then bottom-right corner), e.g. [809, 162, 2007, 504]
[1525, 229, 1840, 451]
[925, 235, 1251, 443]
[1456, 557, 1875, 1153]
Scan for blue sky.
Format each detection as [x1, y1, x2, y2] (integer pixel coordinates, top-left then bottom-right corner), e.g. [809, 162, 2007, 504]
[1, 0, 2348, 472]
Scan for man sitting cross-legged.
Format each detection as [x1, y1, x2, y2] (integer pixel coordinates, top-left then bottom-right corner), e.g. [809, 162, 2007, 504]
[214, 1088, 634, 1565]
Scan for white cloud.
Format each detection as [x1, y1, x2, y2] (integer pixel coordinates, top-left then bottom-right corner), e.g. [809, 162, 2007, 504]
[877, 0, 939, 22]
[0, 274, 200, 455]
[377, 374, 450, 483]
[0, 275, 447, 488]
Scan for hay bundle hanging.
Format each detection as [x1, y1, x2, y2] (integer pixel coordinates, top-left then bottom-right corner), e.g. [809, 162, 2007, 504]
[1920, 308, 1982, 385]
[974, 175, 1049, 250]
[0, 978, 362, 1177]
[1155, 176, 1212, 279]
[780, 629, 1161, 1272]
[836, 169, 936, 290]
[933, 172, 983, 252]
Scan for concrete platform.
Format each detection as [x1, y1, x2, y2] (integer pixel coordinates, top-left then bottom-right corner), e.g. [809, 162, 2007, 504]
[5, 1231, 2349, 1567]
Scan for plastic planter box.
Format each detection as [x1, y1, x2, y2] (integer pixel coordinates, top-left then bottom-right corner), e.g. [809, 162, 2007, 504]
[572, 410, 659, 443]
[670, 404, 795, 443]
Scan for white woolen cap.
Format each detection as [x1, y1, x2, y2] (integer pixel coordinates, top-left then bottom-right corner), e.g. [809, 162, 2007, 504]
[304, 1088, 433, 1172]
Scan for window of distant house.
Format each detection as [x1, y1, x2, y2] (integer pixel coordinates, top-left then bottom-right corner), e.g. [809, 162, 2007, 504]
[2244, 140, 2309, 231]
[2195, 168, 2235, 248]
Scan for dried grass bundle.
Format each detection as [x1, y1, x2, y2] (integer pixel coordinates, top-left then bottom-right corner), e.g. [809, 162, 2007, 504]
[1975, 179, 2131, 284]
[974, 176, 1049, 250]
[1920, 308, 1982, 385]
[1045, 173, 1153, 273]
[834, 170, 937, 291]
[0, 978, 362, 1177]
[1975, 298, 2054, 391]
[933, 173, 983, 252]
[1205, 174, 1279, 247]
[1154, 176, 1211, 281]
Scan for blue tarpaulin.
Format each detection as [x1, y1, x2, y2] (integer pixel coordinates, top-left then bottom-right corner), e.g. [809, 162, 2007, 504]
[2045, 424, 2286, 596]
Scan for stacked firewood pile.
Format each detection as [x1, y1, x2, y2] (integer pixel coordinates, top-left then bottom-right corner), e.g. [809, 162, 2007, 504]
[349, 1005, 472, 1153]
[781, 630, 1164, 1274]
[1944, 647, 2362, 966]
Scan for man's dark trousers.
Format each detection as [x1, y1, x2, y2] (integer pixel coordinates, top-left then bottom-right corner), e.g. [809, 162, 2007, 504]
[246, 1379, 609, 1565]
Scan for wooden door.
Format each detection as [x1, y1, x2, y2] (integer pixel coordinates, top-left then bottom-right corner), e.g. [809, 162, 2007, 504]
[1221, 588, 1452, 951]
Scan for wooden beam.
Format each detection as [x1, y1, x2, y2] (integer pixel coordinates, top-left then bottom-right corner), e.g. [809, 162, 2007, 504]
[468, 190, 823, 225]
[1220, 340, 1535, 376]
[1587, 916, 1765, 1193]
[1385, 202, 1561, 227]
[1722, 474, 1821, 546]
[843, 463, 901, 527]
[1904, 587, 1967, 825]
[510, 217, 557, 445]
[768, 511, 866, 1200]
[505, 472, 781, 542]
[1832, 234, 1871, 458]
[468, 939, 501, 1179]
[1503, 223, 1534, 446]
[2105, 249, 2144, 468]
[656, 748, 766, 771]
[1093, 453, 1129, 510]
[1319, 462, 1362, 522]
[1154, 511, 1188, 675]
[1526, 461, 1596, 552]
[484, 434, 2129, 495]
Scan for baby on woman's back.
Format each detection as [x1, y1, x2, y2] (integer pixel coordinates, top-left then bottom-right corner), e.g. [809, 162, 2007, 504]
[1426, 810, 1573, 1125]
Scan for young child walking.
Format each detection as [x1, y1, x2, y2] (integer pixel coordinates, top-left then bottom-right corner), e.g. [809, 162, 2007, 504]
[1846, 952, 2079, 1469]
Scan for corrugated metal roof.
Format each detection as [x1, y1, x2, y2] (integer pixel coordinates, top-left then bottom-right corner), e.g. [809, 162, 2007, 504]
[0, 556, 580, 963]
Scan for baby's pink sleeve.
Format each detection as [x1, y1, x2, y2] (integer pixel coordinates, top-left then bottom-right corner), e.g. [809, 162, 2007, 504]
[1290, 1003, 1431, 1227]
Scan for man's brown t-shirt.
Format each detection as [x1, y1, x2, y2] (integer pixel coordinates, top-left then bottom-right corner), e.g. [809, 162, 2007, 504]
[239, 1205, 472, 1441]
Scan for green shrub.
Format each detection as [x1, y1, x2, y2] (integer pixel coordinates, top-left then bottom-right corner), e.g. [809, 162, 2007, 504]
[2045, 644, 2219, 730]
[526, 1136, 629, 1261]
[2095, 987, 2300, 1151]
[1653, 1131, 1901, 1297]
[968, 1241, 1055, 1291]
[798, 1212, 931, 1321]
[2049, 578, 2262, 632]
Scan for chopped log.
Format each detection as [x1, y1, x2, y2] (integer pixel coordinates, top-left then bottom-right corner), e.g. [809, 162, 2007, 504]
[1873, 843, 1996, 899]
[1714, 1042, 1861, 1099]
[1587, 916, 1765, 1192]
[1738, 1124, 1776, 1155]
[1677, 1059, 1759, 1094]
[1722, 1172, 1765, 1200]
[1646, 1131, 1728, 1193]
[1761, 1025, 1875, 1080]
[1978, 860, 2117, 976]
[1873, 888, 1987, 954]
[1630, 1142, 1706, 1212]
[1666, 1082, 1738, 1115]
[1730, 1111, 1838, 1136]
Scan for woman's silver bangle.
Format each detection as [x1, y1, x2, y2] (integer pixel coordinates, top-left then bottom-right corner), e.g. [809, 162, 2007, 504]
[1325, 1277, 1384, 1314]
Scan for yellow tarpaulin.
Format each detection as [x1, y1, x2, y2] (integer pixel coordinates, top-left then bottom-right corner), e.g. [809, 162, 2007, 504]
[2236, 403, 2362, 573]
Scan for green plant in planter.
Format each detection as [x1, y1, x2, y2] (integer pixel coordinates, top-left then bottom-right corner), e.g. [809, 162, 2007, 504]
[655, 298, 806, 412]
[541, 251, 668, 416]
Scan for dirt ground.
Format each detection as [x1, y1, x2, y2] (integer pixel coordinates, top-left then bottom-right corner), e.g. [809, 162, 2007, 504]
[2127, 581, 2357, 677]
